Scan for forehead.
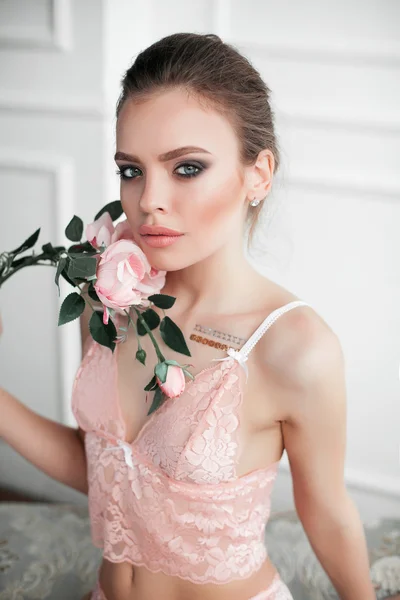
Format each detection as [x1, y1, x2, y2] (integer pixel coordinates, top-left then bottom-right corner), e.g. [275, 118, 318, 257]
[116, 87, 240, 159]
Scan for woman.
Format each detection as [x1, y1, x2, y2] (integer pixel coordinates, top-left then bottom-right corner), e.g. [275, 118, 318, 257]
[0, 33, 376, 600]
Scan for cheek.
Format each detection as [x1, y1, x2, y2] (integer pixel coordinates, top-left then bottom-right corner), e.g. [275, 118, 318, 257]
[194, 180, 242, 232]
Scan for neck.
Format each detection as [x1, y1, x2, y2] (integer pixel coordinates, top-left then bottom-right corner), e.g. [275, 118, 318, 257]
[160, 242, 262, 317]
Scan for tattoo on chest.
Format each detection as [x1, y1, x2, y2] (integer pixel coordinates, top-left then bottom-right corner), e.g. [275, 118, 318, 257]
[190, 324, 247, 351]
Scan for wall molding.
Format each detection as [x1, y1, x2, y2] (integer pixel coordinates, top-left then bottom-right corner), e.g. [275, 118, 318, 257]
[214, 0, 400, 67]
[0, 0, 73, 51]
[0, 92, 105, 119]
[283, 171, 400, 201]
[277, 107, 400, 136]
[231, 39, 400, 68]
[0, 149, 78, 427]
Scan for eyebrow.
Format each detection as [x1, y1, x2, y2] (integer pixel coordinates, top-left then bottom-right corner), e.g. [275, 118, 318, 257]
[114, 146, 212, 163]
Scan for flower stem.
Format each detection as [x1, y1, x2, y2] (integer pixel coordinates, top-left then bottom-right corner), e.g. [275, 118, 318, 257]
[125, 310, 143, 349]
[0, 255, 56, 285]
[131, 307, 165, 363]
[79, 288, 96, 313]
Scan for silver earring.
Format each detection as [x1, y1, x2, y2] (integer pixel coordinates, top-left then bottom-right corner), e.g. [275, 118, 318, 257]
[250, 197, 260, 207]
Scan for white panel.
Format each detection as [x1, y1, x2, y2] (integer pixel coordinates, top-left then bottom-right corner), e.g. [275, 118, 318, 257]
[0, 151, 81, 429]
[0, 160, 62, 422]
[276, 121, 400, 199]
[0, 0, 72, 51]
[229, 0, 400, 61]
[250, 54, 400, 133]
[0, 0, 102, 105]
[0, 114, 106, 224]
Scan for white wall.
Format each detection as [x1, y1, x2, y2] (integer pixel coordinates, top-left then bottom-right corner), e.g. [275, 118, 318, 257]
[0, 0, 399, 518]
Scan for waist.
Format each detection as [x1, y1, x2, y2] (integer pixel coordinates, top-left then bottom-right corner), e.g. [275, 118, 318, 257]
[93, 531, 269, 585]
[98, 556, 279, 600]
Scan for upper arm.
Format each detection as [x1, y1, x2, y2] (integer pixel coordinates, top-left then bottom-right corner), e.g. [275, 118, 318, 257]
[77, 425, 86, 446]
[267, 310, 348, 529]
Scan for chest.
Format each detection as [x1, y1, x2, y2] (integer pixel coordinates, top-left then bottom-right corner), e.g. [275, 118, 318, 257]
[114, 315, 284, 479]
[72, 308, 286, 483]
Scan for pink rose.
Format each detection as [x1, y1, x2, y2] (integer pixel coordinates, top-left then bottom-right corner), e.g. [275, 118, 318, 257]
[86, 212, 115, 249]
[156, 365, 186, 398]
[93, 239, 166, 324]
[136, 266, 166, 296]
[111, 219, 134, 243]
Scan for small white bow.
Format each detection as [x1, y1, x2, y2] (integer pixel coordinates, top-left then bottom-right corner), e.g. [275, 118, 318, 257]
[103, 438, 143, 499]
[104, 438, 135, 469]
[212, 347, 249, 381]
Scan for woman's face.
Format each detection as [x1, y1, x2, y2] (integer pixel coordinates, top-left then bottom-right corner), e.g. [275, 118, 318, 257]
[115, 87, 251, 271]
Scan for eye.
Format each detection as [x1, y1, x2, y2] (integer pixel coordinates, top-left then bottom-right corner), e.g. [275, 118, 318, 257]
[174, 162, 204, 178]
[115, 166, 140, 180]
[115, 161, 205, 181]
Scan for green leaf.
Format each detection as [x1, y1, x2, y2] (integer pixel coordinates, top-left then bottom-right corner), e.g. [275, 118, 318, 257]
[41, 242, 59, 257]
[59, 262, 77, 287]
[154, 361, 168, 384]
[58, 292, 85, 326]
[88, 310, 117, 353]
[148, 293, 176, 309]
[164, 359, 181, 367]
[136, 308, 160, 335]
[55, 256, 67, 296]
[160, 316, 191, 357]
[10, 228, 41, 256]
[10, 255, 34, 268]
[88, 281, 101, 303]
[136, 348, 146, 365]
[67, 255, 97, 279]
[65, 215, 84, 242]
[147, 386, 165, 416]
[94, 200, 124, 222]
[68, 241, 97, 254]
[144, 374, 158, 391]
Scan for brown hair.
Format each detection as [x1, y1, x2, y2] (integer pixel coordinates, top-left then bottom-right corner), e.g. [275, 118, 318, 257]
[116, 32, 281, 253]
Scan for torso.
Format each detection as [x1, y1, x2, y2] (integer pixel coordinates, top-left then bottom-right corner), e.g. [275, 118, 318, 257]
[91, 278, 304, 600]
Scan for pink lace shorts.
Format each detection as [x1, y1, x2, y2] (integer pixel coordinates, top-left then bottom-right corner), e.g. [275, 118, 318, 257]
[90, 572, 292, 600]
[248, 573, 294, 599]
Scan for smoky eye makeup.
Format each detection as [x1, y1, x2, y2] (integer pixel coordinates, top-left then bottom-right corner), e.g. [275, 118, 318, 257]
[115, 160, 208, 180]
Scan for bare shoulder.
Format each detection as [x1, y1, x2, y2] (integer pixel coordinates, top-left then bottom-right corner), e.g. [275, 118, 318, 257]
[253, 293, 349, 518]
[255, 291, 343, 393]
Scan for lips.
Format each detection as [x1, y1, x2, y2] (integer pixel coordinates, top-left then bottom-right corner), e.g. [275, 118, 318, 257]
[139, 224, 182, 236]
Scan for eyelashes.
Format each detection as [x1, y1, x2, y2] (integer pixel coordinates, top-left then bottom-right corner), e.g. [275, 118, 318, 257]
[115, 162, 205, 181]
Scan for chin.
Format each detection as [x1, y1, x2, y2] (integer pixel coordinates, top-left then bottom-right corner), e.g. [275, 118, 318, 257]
[144, 253, 195, 273]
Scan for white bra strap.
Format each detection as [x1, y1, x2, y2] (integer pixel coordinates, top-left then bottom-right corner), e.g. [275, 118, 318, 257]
[239, 300, 311, 359]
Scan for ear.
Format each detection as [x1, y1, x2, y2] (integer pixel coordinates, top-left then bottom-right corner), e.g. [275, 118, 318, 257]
[245, 149, 275, 201]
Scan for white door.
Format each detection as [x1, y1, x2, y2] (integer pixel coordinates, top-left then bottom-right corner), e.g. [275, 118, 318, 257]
[0, 0, 106, 502]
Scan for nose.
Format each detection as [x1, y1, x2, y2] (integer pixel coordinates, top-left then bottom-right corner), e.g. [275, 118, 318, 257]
[139, 174, 170, 214]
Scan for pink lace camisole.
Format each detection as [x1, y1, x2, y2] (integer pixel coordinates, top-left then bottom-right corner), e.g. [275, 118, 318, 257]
[71, 300, 309, 585]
